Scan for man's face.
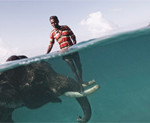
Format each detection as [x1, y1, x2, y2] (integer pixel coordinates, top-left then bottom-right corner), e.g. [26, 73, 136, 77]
[50, 19, 59, 29]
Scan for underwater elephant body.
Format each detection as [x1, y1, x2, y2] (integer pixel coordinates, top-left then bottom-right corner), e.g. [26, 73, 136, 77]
[0, 55, 91, 123]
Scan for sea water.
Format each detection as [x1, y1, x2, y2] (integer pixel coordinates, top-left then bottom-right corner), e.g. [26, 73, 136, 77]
[1, 27, 150, 122]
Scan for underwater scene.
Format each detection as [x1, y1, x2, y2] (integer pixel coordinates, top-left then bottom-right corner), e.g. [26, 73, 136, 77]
[0, 27, 150, 122]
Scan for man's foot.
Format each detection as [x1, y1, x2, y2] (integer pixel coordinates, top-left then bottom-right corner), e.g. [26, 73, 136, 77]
[82, 80, 96, 88]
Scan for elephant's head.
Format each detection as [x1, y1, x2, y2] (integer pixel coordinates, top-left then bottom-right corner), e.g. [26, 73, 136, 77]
[0, 55, 99, 123]
[22, 60, 93, 123]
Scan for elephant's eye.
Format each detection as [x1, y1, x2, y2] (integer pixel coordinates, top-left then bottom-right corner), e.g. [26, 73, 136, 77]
[51, 88, 57, 93]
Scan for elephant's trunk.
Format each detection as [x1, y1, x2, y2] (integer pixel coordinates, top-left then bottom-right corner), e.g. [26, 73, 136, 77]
[76, 97, 91, 123]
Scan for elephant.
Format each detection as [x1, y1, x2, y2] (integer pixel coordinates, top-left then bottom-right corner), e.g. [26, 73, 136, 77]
[0, 55, 99, 123]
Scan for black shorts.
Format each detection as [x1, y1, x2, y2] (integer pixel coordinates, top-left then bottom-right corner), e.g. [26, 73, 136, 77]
[62, 52, 79, 61]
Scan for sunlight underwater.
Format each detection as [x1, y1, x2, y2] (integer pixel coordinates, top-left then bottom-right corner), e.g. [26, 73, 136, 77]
[1, 27, 150, 122]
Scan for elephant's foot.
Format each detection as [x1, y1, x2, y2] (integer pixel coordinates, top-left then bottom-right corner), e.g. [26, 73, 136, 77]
[64, 80, 100, 98]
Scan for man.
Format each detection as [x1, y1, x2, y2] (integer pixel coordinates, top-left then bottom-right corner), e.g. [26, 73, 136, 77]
[46, 16, 83, 91]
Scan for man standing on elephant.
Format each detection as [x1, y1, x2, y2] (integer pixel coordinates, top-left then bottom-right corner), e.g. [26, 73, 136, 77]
[46, 16, 83, 92]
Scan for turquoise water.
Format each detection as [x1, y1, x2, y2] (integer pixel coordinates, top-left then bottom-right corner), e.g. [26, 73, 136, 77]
[1, 27, 150, 122]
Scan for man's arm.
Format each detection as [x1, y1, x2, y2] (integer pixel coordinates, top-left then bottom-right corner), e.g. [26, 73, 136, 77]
[47, 32, 54, 54]
[46, 44, 53, 54]
[67, 26, 77, 44]
[71, 34, 76, 45]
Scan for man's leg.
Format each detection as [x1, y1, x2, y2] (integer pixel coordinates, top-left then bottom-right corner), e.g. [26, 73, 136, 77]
[63, 56, 84, 92]
[63, 58, 79, 81]
[73, 52, 89, 86]
[73, 52, 83, 83]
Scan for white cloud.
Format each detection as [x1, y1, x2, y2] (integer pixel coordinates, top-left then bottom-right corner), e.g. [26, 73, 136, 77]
[80, 11, 115, 38]
[0, 38, 19, 63]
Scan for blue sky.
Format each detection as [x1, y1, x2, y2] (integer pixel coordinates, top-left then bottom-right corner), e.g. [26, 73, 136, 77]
[0, 0, 150, 63]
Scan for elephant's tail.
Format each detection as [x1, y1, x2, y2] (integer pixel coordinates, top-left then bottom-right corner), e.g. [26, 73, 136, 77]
[76, 97, 91, 123]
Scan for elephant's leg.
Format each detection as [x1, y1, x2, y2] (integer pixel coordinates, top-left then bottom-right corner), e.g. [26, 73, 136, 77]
[76, 97, 91, 123]
[0, 107, 14, 123]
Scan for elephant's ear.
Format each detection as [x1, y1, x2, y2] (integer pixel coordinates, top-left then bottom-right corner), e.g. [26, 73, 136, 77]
[0, 83, 24, 108]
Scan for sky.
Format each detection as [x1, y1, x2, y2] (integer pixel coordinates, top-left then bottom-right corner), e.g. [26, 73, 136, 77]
[0, 0, 150, 63]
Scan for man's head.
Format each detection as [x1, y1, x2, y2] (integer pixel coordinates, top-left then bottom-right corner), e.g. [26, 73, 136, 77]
[49, 16, 60, 29]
